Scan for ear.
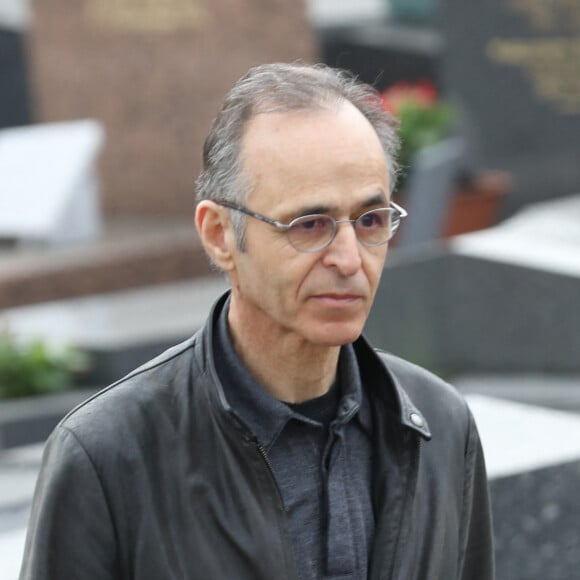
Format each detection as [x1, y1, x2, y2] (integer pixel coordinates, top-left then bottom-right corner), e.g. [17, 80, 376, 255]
[195, 200, 237, 271]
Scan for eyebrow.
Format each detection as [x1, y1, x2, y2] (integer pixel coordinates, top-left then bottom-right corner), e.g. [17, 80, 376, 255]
[290, 193, 388, 219]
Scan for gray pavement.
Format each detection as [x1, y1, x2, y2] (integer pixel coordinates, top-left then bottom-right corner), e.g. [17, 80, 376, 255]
[0, 275, 230, 350]
[0, 443, 41, 580]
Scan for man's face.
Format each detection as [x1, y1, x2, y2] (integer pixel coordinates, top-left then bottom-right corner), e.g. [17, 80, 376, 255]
[228, 101, 390, 348]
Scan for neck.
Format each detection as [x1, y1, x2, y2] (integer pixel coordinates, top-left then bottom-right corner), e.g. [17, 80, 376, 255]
[227, 304, 341, 404]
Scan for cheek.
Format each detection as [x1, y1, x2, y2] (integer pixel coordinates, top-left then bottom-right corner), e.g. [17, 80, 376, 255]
[364, 252, 387, 287]
[237, 250, 296, 306]
[292, 256, 330, 297]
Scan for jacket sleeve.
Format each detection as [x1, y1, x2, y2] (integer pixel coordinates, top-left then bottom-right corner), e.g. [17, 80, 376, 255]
[458, 409, 495, 580]
[19, 426, 119, 580]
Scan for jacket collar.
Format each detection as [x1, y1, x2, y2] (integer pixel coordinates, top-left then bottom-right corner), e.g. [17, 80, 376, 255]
[387, 373, 432, 440]
[353, 334, 432, 440]
[197, 290, 431, 441]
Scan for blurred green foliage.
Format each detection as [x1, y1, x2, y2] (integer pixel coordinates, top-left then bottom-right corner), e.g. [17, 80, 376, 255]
[395, 100, 455, 186]
[0, 333, 90, 399]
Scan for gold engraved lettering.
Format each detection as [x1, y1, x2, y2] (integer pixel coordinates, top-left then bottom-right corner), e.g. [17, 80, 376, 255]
[85, 0, 208, 33]
[508, 0, 580, 31]
[487, 38, 580, 114]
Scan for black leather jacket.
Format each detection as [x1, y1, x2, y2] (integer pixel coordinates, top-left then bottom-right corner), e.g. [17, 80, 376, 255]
[21, 294, 494, 580]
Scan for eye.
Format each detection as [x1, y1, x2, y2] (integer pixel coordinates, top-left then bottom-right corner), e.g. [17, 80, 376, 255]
[292, 215, 332, 231]
[358, 210, 385, 229]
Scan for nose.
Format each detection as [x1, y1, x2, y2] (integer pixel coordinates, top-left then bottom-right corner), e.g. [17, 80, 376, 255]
[321, 220, 362, 276]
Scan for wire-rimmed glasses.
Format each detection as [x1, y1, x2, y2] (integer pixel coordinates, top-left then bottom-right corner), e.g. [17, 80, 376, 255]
[215, 200, 408, 253]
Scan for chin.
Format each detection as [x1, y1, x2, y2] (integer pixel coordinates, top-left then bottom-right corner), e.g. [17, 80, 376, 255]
[308, 323, 364, 347]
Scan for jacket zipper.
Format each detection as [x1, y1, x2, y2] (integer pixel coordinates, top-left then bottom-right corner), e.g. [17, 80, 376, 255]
[254, 439, 289, 515]
[254, 439, 300, 580]
[256, 441, 276, 481]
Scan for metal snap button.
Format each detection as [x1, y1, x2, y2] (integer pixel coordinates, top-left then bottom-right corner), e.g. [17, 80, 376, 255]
[410, 412, 424, 428]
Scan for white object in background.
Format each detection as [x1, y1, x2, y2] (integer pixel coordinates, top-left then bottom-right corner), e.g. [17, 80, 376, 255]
[0, 0, 31, 31]
[466, 394, 580, 479]
[306, 0, 387, 27]
[451, 193, 580, 277]
[0, 528, 26, 580]
[0, 119, 105, 246]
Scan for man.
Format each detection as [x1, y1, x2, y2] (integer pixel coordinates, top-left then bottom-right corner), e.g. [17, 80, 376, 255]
[21, 63, 494, 579]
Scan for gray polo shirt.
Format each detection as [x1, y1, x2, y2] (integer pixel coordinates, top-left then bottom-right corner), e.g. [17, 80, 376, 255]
[213, 303, 375, 580]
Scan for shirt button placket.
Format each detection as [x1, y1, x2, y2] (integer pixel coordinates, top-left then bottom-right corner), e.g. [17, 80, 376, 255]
[324, 429, 355, 577]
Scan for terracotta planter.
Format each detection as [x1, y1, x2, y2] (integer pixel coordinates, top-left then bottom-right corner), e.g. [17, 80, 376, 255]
[442, 171, 511, 237]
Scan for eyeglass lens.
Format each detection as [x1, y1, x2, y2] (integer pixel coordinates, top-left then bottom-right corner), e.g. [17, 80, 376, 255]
[287, 208, 399, 251]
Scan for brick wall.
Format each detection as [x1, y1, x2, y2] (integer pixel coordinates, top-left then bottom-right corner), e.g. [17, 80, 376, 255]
[27, 0, 317, 216]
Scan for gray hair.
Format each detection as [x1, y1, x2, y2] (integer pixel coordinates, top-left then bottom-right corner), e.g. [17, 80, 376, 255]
[195, 62, 400, 246]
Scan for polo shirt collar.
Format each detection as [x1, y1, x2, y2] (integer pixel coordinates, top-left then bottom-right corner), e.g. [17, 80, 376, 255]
[213, 298, 371, 450]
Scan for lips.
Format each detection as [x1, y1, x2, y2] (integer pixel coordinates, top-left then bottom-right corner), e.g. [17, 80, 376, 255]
[312, 293, 364, 305]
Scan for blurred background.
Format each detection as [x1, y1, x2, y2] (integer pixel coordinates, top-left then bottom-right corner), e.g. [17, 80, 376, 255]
[1, 0, 579, 578]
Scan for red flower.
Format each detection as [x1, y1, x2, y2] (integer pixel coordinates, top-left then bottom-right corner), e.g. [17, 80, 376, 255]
[381, 80, 438, 116]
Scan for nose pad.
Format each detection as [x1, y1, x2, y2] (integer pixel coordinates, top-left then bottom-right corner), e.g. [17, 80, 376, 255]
[333, 219, 359, 246]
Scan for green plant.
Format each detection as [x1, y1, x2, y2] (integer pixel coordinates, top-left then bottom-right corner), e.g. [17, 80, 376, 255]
[0, 333, 90, 399]
[381, 80, 455, 191]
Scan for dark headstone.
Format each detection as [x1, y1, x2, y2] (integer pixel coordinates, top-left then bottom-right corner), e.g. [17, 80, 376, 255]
[367, 249, 580, 373]
[0, 27, 32, 128]
[491, 460, 580, 580]
[320, 22, 442, 92]
[396, 137, 464, 247]
[440, 0, 580, 214]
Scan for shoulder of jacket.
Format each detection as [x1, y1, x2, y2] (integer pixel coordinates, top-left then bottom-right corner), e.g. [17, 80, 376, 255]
[57, 333, 202, 436]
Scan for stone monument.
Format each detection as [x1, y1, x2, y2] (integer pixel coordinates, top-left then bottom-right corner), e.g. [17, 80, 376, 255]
[27, 0, 317, 215]
[440, 0, 580, 214]
[0, 120, 104, 246]
[365, 193, 580, 374]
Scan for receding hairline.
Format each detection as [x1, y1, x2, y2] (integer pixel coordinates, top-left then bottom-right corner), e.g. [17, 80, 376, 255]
[238, 97, 392, 174]
[241, 88, 347, 116]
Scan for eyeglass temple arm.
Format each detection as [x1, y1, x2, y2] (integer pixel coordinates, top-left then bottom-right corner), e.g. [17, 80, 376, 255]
[216, 200, 290, 230]
[390, 201, 408, 218]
